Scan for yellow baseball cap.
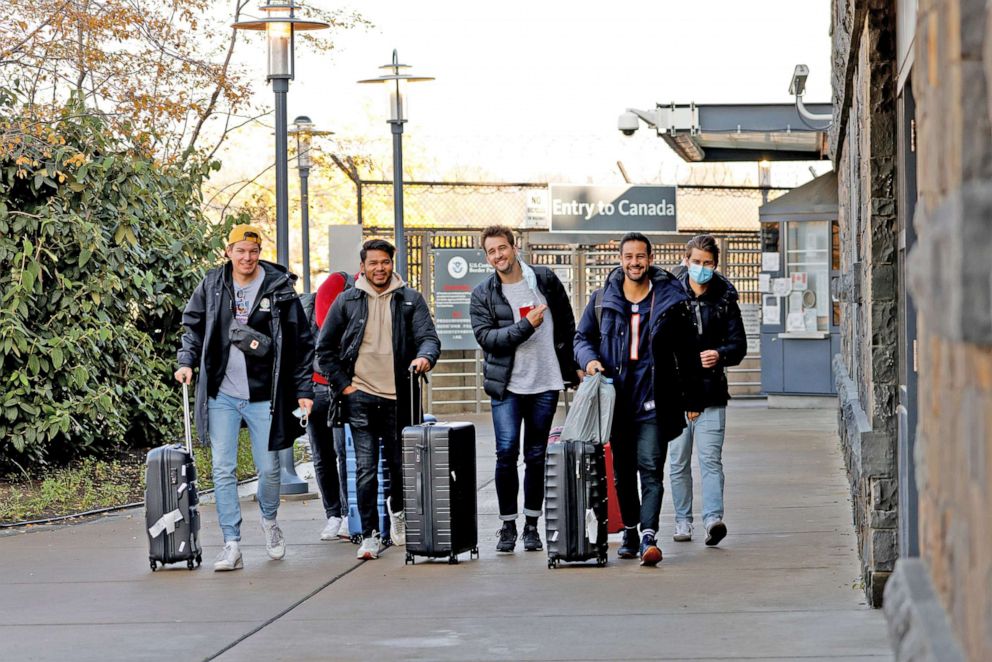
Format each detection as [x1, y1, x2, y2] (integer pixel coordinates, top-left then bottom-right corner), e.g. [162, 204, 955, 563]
[228, 224, 264, 246]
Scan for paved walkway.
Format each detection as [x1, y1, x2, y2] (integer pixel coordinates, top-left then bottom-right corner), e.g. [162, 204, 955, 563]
[0, 403, 890, 661]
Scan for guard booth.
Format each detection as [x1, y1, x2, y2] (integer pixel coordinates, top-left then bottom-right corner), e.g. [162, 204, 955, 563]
[757, 171, 840, 403]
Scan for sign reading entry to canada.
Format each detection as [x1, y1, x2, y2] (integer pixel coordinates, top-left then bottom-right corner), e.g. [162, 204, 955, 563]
[433, 249, 494, 351]
[550, 185, 677, 233]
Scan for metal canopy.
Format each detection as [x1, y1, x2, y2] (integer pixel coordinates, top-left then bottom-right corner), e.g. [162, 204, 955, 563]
[652, 103, 832, 162]
[758, 170, 838, 222]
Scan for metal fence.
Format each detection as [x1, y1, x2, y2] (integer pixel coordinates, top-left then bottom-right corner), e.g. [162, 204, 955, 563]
[358, 226, 765, 412]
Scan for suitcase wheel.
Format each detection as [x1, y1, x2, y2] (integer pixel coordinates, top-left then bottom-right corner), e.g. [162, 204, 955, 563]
[187, 559, 195, 571]
[350, 533, 362, 545]
[597, 554, 608, 568]
[448, 554, 459, 565]
[548, 557, 558, 569]
[405, 553, 415, 565]
[470, 547, 479, 560]
[196, 554, 202, 567]
[150, 560, 158, 572]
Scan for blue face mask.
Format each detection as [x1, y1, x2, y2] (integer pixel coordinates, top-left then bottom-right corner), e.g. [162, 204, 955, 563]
[688, 264, 715, 285]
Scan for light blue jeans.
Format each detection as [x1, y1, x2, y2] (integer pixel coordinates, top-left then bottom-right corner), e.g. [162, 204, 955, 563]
[207, 393, 281, 542]
[667, 406, 727, 524]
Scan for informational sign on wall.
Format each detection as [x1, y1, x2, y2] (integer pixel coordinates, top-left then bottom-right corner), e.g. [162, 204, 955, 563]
[739, 303, 761, 355]
[549, 185, 677, 233]
[433, 249, 494, 350]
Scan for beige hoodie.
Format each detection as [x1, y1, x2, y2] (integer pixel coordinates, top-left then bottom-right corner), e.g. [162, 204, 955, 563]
[352, 273, 405, 400]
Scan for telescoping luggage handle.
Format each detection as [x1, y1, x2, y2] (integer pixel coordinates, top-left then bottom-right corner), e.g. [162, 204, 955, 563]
[181, 382, 193, 454]
[409, 366, 427, 426]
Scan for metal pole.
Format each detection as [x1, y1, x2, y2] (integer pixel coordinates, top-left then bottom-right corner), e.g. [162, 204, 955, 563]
[300, 167, 311, 293]
[274, 78, 290, 267]
[273, 78, 307, 496]
[390, 120, 406, 277]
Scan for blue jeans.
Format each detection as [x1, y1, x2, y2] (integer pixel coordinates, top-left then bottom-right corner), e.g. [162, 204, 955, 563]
[491, 390, 560, 520]
[207, 393, 281, 542]
[612, 420, 665, 533]
[668, 406, 727, 523]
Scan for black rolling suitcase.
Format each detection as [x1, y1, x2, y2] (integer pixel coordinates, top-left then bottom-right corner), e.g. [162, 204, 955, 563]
[146, 383, 202, 571]
[401, 370, 479, 565]
[545, 439, 609, 568]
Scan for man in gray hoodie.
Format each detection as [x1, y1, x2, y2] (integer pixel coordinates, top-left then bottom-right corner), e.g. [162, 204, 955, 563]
[315, 239, 441, 560]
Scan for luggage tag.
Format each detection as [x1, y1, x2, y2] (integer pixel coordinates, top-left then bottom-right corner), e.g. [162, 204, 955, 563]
[644, 400, 656, 412]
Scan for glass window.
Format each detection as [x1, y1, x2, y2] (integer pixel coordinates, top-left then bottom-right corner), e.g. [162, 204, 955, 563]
[785, 220, 829, 332]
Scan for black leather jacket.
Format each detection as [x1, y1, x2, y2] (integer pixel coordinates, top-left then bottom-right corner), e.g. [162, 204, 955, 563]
[673, 266, 748, 408]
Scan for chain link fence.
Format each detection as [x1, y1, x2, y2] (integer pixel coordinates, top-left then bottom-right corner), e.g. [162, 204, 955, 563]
[350, 180, 779, 411]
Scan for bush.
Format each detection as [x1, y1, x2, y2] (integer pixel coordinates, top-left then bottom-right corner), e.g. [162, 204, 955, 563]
[0, 89, 230, 471]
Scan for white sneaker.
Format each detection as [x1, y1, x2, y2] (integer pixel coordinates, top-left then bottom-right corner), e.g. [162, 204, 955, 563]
[213, 541, 243, 571]
[704, 518, 728, 547]
[320, 516, 343, 541]
[673, 520, 693, 542]
[387, 497, 406, 547]
[261, 517, 286, 560]
[357, 531, 385, 560]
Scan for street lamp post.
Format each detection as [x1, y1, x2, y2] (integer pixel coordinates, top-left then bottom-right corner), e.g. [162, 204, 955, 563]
[289, 116, 333, 293]
[358, 50, 433, 278]
[233, 1, 328, 268]
[233, 2, 328, 496]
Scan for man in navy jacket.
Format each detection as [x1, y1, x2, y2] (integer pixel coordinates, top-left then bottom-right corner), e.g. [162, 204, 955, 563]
[574, 232, 704, 566]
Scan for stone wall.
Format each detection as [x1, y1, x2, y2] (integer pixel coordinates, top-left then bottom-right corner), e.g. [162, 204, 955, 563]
[901, 1, 992, 658]
[831, 0, 900, 607]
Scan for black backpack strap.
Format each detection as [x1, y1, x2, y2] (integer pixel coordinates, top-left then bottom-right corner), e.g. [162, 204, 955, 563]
[338, 271, 355, 290]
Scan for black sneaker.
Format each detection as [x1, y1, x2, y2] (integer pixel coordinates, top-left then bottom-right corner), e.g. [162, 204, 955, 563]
[618, 528, 639, 559]
[639, 534, 662, 566]
[496, 521, 517, 553]
[522, 524, 543, 551]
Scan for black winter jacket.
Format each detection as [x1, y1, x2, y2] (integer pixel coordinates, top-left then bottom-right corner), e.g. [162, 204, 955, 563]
[574, 266, 705, 443]
[314, 281, 440, 436]
[673, 267, 748, 408]
[470, 266, 580, 400]
[177, 261, 315, 451]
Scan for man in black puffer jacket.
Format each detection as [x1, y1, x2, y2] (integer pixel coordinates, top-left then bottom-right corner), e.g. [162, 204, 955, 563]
[667, 234, 747, 548]
[470, 225, 581, 554]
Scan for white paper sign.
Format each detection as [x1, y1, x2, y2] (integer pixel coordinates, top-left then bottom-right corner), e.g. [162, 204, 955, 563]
[804, 309, 818, 332]
[740, 303, 761, 355]
[772, 278, 792, 297]
[758, 273, 771, 293]
[786, 312, 807, 332]
[762, 295, 780, 325]
[761, 252, 780, 272]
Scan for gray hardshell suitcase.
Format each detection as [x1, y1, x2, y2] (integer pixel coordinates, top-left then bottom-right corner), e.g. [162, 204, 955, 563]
[545, 440, 609, 568]
[145, 383, 202, 571]
[401, 371, 479, 564]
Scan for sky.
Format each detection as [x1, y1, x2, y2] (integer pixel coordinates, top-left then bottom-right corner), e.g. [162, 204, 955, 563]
[214, 0, 834, 188]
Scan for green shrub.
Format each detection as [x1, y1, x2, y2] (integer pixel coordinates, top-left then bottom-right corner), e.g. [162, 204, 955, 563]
[0, 89, 231, 471]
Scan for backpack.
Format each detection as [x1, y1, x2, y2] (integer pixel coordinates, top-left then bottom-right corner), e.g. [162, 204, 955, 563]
[302, 271, 355, 332]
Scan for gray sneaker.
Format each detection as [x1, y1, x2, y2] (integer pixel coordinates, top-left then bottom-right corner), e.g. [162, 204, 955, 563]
[387, 497, 407, 547]
[213, 541, 243, 571]
[261, 517, 286, 560]
[673, 520, 693, 542]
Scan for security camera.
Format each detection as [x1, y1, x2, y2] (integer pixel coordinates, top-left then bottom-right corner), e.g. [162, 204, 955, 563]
[618, 111, 640, 136]
[789, 64, 809, 97]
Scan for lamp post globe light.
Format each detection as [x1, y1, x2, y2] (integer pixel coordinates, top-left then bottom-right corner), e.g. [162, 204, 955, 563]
[288, 116, 333, 294]
[358, 50, 433, 278]
[233, 2, 328, 497]
[232, 1, 328, 268]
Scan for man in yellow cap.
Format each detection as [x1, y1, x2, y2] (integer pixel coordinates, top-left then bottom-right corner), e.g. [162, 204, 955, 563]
[175, 224, 315, 571]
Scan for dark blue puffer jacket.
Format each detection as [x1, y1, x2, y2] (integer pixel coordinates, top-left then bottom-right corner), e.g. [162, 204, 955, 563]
[574, 266, 704, 442]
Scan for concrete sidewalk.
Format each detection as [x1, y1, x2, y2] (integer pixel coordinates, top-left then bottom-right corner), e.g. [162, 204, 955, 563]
[0, 404, 890, 661]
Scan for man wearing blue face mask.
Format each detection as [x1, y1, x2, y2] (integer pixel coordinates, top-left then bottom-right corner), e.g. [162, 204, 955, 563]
[668, 234, 747, 546]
